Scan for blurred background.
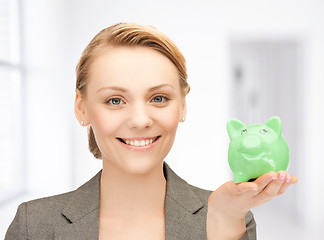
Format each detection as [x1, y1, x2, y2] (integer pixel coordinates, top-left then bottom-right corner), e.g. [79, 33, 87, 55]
[1, 0, 323, 239]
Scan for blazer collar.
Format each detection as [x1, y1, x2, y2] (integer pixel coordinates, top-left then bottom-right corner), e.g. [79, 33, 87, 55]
[57, 169, 101, 239]
[57, 162, 206, 239]
[163, 162, 207, 239]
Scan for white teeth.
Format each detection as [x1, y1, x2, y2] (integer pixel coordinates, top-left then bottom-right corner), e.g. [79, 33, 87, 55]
[121, 137, 157, 146]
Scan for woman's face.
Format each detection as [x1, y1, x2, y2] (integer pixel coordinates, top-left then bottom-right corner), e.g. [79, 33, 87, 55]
[75, 46, 186, 174]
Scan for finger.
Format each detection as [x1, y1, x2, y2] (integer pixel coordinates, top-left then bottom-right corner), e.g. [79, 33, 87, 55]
[252, 171, 278, 194]
[289, 175, 300, 184]
[278, 174, 300, 195]
[278, 175, 292, 195]
[258, 171, 287, 199]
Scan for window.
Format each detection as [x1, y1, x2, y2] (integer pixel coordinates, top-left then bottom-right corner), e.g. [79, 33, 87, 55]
[0, 0, 24, 203]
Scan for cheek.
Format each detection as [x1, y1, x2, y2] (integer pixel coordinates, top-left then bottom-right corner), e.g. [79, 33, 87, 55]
[87, 105, 125, 137]
[153, 105, 181, 134]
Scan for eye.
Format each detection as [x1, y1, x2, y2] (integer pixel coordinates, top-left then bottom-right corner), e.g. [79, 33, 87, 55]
[260, 129, 267, 134]
[106, 97, 124, 105]
[241, 129, 247, 135]
[152, 95, 170, 104]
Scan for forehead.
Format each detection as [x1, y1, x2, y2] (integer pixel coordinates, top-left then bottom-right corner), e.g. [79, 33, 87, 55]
[87, 46, 180, 91]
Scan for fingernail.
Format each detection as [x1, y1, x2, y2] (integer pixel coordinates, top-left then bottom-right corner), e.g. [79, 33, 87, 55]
[285, 176, 291, 183]
[279, 173, 285, 181]
[270, 172, 277, 180]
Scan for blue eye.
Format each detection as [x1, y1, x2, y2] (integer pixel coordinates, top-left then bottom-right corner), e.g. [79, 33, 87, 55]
[153, 96, 163, 103]
[152, 95, 170, 103]
[107, 98, 123, 105]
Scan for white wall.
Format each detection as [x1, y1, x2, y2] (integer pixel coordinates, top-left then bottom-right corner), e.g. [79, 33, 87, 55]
[21, 0, 74, 194]
[1, 0, 324, 239]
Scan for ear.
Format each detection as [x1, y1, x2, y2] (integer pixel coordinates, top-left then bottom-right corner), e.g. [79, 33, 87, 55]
[265, 116, 282, 136]
[227, 119, 245, 140]
[179, 98, 187, 122]
[74, 91, 89, 126]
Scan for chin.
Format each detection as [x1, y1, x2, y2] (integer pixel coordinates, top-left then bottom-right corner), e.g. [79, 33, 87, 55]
[119, 157, 163, 175]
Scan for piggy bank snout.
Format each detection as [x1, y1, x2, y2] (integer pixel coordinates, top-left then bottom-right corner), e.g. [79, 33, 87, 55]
[239, 135, 262, 154]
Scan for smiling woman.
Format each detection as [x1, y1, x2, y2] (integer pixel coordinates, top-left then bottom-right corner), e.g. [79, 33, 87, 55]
[5, 22, 298, 240]
[75, 23, 189, 160]
[74, 45, 186, 178]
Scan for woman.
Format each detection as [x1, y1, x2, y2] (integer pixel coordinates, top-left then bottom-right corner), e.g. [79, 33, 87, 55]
[5, 22, 298, 240]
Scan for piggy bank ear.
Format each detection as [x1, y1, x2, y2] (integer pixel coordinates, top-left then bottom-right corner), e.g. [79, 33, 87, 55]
[227, 119, 245, 140]
[265, 116, 282, 136]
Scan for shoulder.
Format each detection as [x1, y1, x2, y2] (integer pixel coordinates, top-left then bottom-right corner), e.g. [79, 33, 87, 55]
[20, 169, 101, 219]
[25, 190, 76, 219]
[5, 191, 76, 239]
[5, 170, 102, 239]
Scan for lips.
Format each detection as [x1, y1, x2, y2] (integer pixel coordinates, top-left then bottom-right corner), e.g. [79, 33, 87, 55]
[116, 135, 161, 152]
[117, 136, 161, 147]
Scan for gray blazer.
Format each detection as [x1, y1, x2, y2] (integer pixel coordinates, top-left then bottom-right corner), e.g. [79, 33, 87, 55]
[5, 162, 256, 239]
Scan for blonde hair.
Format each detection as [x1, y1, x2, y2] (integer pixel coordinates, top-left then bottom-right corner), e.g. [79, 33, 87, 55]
[75, 22, 190, 159]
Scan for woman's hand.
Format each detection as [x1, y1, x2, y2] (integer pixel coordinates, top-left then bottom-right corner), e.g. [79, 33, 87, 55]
[206, 171, 299, 240]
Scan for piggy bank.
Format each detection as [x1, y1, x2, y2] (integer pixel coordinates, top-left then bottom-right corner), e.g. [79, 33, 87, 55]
[227, 116, 290, 182]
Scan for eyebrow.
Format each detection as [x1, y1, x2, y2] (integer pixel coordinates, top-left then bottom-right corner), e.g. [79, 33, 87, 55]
[96, 84, 175, 93]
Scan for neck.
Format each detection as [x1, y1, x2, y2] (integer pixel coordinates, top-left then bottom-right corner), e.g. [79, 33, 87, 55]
[99, 160, 167, 219]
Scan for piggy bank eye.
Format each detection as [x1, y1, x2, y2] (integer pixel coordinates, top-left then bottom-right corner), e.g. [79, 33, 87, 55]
[241, 129, 247, 135]
[260, 129, 267, 134]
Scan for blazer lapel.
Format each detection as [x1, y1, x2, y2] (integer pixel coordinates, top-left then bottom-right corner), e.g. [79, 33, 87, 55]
[55, 171, 102, 240]
[164, 162, 207, 240]
[55, 162, 207, 240]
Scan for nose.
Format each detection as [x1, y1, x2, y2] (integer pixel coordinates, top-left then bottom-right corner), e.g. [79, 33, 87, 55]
[127, 103, 153, 129]
[240, 135, 262, 154]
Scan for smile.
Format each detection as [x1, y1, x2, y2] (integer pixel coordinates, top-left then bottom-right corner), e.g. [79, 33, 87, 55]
[116, 136, 161, 151]
[241, 152, 266, 160]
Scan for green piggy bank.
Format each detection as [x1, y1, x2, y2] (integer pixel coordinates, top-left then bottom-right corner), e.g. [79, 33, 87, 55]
[227, 116, 290, 183]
